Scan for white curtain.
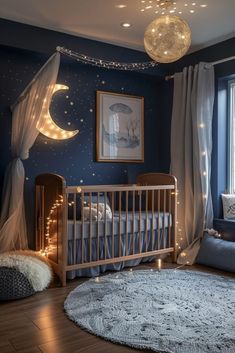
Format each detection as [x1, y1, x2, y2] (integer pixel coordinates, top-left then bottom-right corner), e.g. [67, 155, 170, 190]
[170, 62, 215, 265]
[0, 52, 60, 253]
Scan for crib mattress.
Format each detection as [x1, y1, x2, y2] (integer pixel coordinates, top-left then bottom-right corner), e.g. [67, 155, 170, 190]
[67, 211, 172, 240]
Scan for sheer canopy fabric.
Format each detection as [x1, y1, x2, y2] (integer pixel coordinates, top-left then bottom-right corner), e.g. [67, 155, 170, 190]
[170, 62, 215, 265]
[0, 52, 60, 253]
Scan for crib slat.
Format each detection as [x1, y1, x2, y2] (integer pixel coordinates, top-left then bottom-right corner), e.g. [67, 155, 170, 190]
[145, 190, 148, 253]
[157, 190, 160, 250]
[81, 192, 84, 264]
[139, 191, 142, 254]
[163, 189, 166, 248]
[151, 190, 154, 251]
[132, 190, 135, 255]
[89, 192, 92, 263]
[119, 191, 122, 257]
[168, 189, 172, 249]
[125, 191, 128, 257]
[104, 192, 107, 260]
[73, 193, 76, 265]
[111, 192, 114, 259]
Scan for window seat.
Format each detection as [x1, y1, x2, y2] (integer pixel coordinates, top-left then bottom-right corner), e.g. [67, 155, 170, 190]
[213, 218, 235, 242]
[196, 219, 235, 272]
[196, 232, 235, 273]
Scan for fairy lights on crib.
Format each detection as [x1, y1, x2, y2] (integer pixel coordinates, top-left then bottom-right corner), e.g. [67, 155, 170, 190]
[40, 194, 64, 256]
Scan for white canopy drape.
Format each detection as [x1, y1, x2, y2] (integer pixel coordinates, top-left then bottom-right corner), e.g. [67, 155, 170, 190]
[0, 52, 60, 253]
[170, 62, 215, 264]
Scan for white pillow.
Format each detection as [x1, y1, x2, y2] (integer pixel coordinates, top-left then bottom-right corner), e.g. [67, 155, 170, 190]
[221, 194, 235, 219]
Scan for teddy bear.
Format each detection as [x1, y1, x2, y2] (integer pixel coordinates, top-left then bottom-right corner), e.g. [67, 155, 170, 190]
[90, 202, 112, 220]
[82, 206, 102, 221]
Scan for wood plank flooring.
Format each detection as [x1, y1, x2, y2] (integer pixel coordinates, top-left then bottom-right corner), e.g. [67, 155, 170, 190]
[1, 262, 234, 353]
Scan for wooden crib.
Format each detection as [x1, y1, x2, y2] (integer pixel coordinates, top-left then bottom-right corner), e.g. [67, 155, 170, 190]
[35, 173, 177, 286]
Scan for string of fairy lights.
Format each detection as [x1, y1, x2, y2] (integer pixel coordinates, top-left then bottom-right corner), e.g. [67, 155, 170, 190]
[40, 194, 80, 256]
[174, 119, 217, 262]
[56, 46, 159, 71]
[40, 195, 63, 256]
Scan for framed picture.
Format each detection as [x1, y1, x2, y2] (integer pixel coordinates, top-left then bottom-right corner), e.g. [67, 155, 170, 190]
[96, 91, 144, 162]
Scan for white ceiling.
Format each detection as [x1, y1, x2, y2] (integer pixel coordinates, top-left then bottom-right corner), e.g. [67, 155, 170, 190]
[0, 0, 234, 53]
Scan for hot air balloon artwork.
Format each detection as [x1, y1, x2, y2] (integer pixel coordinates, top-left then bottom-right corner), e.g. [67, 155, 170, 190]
[96, 91, 144, 162]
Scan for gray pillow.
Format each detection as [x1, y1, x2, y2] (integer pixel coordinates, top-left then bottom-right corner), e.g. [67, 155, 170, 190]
[196, 233, 235, 272]
[221, 193, 235, 219]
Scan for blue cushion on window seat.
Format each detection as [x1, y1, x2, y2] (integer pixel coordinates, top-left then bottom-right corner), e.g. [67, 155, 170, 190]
[213, 218, 235, 242]
[196, 233, 235, 272]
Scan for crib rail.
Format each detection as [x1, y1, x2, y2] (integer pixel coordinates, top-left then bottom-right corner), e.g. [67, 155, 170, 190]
[35, 173, 177, 286]
[66, 184, 175, 192]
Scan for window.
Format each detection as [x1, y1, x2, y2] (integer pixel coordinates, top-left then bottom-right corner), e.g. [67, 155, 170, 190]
[228, 80, 235, 193]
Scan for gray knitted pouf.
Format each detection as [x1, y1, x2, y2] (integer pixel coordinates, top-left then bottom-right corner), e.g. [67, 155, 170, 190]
[0, 251, 52, 300]
[0, 266, 35, 300]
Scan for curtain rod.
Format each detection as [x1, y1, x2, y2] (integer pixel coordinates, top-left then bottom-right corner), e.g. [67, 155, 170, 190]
[165, 55, 235, 81]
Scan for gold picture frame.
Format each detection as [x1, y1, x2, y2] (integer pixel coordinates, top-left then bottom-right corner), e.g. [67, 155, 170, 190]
[96, 91, 144, 163]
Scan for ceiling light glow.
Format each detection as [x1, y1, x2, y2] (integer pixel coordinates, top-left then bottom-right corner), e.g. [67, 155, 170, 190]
[121, 22, 132, 28]
[144, 15, 191, 63]
[140, 0, 208, 63]
[115, 4, 127, 8]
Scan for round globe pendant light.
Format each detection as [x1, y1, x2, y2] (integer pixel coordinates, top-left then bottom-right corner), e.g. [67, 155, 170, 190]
[144, 15, 191, 63]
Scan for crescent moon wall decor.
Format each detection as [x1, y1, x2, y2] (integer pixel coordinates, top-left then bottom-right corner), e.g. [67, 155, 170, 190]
[37, 84, 79, 140]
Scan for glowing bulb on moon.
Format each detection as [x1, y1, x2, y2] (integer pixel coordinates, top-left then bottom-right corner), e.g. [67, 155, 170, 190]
[37, 84, 79, 140]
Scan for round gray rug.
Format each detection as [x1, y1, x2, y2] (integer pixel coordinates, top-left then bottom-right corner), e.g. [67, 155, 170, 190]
[64, 269, 235, 353]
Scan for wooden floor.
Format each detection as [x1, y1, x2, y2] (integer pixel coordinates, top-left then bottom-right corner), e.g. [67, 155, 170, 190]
[1, 262, 235, 353]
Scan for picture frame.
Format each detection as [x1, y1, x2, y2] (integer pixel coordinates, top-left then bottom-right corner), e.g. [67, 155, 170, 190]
[96, 91, 144, 163]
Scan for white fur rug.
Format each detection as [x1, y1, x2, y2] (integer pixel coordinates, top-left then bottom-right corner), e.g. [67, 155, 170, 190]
[0, 250, 52, 291]
[64, 269, 235, 353]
